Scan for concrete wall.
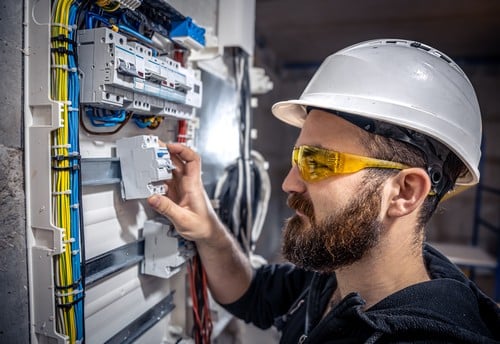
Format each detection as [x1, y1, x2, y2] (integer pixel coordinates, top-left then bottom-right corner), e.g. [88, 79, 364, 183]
[0, 0, 30, 342]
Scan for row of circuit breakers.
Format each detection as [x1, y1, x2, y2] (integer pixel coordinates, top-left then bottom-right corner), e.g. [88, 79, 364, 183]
[79, 27, 203, 199]
[79, 27, 202, 119]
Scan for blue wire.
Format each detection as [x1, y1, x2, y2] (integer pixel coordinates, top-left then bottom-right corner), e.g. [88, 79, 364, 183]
[118, 24, 154, 46]
[133, 116, 153, 128]
[85, 11, 111, 29]
[68, 3, 84, 339]
[86, 108, 127, 127]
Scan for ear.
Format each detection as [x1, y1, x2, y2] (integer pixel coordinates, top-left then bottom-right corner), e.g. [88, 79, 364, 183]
[386, 168, 431, 218]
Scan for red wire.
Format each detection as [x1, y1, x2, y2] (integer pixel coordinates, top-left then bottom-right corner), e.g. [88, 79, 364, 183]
[177, 120, 187, 143]
[188, 255, 212, 344]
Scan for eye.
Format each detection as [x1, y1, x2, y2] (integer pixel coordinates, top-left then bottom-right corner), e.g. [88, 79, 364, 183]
[305, 156, 328, 170]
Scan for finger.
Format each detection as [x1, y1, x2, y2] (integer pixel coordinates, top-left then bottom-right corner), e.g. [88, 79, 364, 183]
[167, 144, 202, 179]
[169, 153, 186, 175]
[166, 143, 201, 165]
[148, 194, 184, 225]
[164, 179, 179, 202]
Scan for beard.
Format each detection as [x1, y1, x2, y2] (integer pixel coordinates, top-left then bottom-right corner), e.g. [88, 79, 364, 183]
[282, 179, 384, 273]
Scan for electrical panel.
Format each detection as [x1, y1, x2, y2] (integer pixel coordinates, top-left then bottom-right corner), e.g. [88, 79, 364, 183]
[23, 0, 263, 343]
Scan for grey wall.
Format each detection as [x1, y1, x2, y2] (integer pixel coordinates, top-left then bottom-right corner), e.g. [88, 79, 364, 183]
[0, 0, 30, 342]
[428, 63, 500, 249]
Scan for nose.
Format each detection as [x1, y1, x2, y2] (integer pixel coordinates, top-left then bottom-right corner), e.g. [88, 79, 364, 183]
[282, 165, 306, 194]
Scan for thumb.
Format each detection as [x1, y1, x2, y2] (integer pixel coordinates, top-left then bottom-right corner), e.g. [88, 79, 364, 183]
[147, 194, 182, 223]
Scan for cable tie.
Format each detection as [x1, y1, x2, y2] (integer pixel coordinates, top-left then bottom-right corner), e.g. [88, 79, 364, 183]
[51, 47, 75, 56]
[56, 295, 85, 309]
[51, 22, 76, 32]
[68, 106, 79, 112]
[51, 64, 78, 73]
[71, 249, 80, 256]
[52, 190, 72, 196]
[52, 144, 72, 149]
[56, 288, 84, 297]
[51, 165, 78, 171]
[51, 153, 81, 161]
[50, 34, 77, 45]
[64, 237, 76, 244]
[70, 203, 80, 209]
[55, 100, 72, 106]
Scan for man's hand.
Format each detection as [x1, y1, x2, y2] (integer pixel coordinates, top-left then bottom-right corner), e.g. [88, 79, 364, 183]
[147, 143, 220, 243]
[146, 142, 253, 304]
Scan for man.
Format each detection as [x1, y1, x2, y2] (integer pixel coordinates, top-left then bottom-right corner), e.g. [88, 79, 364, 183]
[148, 39, 500, 342]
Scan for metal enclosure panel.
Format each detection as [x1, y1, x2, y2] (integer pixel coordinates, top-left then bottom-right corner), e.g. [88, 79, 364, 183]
[196, 71, 240, 193]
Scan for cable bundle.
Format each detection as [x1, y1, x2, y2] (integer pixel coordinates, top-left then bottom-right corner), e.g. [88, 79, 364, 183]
[51, 0, 84, 341]
[213, 48, 271, 256]
[187, 254, 213, 344]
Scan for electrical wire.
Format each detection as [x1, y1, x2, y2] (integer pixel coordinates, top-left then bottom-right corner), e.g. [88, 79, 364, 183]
[177, 119, 188, 143]
[95, 0, 121, 12]
[80, 106, 132, 135]
[249, 150, 271, 249]
[187, 255, 212, 344]
[175, 117, 212, 342]
[51, 0, 84, 341]
[133, 115, 163, 129]
[213, 48, 257, 254]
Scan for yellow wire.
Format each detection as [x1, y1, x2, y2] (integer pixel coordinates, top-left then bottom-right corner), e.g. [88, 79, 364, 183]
[51, 0, 77, 341]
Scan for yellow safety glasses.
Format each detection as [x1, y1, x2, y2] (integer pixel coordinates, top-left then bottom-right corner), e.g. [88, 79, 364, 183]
[292, 145, 409, 182]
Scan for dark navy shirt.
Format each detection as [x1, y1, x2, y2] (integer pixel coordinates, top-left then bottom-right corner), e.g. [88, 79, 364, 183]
[223, 244, 500, 343]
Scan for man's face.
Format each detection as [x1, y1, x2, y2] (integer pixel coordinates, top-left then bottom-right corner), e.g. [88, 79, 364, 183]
[281, 110, 385, 272]
[282, 175, 384, 272]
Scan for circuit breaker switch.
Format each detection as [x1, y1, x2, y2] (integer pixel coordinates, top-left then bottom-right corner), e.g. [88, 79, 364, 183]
[142, 218, 194, 279]
[116, 135, 175, 200]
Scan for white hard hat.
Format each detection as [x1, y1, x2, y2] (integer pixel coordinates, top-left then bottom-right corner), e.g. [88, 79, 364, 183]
[272, 39, 482, 186]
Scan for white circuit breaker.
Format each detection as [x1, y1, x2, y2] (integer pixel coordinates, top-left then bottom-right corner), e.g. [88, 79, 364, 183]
[78, 27, 202, 119]
[142, 218, 195, 279]
[116, 135, 175, 199]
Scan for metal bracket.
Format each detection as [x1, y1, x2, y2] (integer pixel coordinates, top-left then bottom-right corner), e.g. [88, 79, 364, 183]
[85, 239, 144, 287]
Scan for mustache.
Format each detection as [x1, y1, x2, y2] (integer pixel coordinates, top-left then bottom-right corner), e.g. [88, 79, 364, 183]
[287, 193, 315, 220]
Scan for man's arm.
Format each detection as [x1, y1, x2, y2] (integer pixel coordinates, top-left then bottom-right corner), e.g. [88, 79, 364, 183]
[147, 143, 253, 304]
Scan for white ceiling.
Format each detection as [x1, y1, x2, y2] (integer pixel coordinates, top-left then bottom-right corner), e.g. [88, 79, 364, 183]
[255, 0, 500, 69]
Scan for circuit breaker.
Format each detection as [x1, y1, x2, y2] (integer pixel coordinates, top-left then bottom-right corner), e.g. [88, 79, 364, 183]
[142, 218, 195, 279]
[116, 135, 175, 200]
[78, 27, 202, 118]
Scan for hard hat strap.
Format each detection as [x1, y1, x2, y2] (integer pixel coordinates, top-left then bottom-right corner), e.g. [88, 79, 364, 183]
[306, 106, 453, 198]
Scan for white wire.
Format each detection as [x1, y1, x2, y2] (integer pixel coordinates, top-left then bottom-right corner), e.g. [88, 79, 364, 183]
[250, 150, 271, 246]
